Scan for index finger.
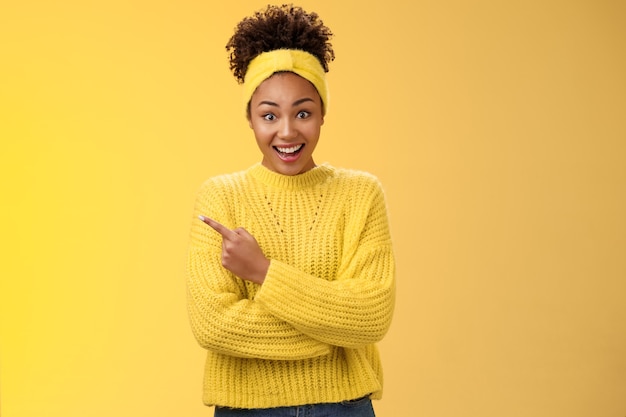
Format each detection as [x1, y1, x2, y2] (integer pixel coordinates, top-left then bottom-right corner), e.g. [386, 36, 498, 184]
[198, 215, 238, 240]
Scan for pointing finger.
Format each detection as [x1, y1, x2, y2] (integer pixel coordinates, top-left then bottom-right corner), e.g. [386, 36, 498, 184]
[198, 215, 238, 239]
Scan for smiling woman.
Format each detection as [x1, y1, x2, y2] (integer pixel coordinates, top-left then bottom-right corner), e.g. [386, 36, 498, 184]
[248, 72, 324, 176]
[185, 4, 396, 417]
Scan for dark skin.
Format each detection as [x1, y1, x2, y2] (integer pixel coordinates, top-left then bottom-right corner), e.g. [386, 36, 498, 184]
[199, 215, 270, 285]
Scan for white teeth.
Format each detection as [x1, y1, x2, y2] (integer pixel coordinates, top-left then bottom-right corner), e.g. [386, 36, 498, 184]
[275, 144, 303, 154]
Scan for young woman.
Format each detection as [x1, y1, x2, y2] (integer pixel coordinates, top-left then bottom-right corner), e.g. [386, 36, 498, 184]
[187, 5, 396, 416]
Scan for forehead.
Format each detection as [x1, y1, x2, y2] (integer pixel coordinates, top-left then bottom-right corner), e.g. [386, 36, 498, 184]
[252, 72, 321, 103]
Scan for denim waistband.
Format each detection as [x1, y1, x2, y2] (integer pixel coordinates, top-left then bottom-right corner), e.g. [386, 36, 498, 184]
[214, 395, 375, 417]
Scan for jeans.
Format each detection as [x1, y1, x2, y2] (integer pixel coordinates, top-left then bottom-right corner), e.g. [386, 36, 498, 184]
[214, 396, 376, 417]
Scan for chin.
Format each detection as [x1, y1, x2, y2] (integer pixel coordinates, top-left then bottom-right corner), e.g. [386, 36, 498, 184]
[278, 165, 306, 176]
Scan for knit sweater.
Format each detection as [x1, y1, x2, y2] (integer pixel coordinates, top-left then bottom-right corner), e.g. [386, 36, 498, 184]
[186, 163, 395, 409]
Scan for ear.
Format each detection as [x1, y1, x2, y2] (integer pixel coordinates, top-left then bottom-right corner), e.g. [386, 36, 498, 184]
[247, 116, 253, 129]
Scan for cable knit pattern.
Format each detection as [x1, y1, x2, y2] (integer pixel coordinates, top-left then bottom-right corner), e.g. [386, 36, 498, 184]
[187, 163, 395, 408]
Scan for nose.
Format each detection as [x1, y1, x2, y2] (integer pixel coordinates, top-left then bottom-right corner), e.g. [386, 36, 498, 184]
[277, 118, 297, 141]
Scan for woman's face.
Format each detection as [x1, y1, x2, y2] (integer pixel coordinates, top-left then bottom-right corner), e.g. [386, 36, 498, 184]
[248, 72, 324, 176]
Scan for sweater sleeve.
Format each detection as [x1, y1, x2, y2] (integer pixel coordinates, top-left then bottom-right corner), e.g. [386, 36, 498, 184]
[186, 179, 331, 360]
[254, 178, 396, 349]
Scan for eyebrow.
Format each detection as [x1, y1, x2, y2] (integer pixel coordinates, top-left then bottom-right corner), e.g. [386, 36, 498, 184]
[257, 97, 315, 108]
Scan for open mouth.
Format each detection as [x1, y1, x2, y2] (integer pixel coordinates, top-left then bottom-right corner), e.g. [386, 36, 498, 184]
[274, 144, 304, 159]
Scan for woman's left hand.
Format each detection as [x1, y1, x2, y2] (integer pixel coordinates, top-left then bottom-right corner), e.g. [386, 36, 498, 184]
[199, 215, 270, 284]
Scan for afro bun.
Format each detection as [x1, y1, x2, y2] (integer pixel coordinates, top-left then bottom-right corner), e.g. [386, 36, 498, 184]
[226, 4, 334, 83]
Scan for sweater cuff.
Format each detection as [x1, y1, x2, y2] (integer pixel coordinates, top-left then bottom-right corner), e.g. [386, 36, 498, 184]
[255, 259, 310, 313]
[257, 259, 289, 302]
[255, 259, 326, 325]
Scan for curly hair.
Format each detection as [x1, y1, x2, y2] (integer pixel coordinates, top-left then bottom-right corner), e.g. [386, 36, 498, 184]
[226, 4, 335, 84]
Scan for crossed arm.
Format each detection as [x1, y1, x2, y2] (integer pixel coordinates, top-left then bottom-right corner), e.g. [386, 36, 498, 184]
[188, 185, 395, 358]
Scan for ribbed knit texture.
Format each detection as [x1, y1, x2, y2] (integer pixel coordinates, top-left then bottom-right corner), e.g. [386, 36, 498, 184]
[187, 163, 395, 408]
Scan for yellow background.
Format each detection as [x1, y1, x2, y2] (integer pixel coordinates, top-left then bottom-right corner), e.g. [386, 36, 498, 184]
[1, 0, 625, 416]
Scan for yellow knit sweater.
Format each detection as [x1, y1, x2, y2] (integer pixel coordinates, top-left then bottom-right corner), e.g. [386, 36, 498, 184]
[187, 163, 395, 409]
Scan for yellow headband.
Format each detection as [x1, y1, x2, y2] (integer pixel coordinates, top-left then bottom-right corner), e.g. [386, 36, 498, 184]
[243, 49, 329, 115]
